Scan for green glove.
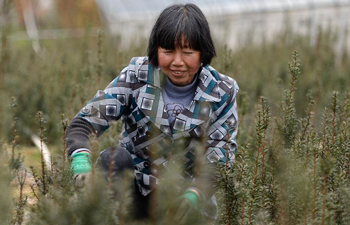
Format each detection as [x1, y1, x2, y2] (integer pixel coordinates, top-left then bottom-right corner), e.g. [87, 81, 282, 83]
[179, 189, 201, 210]
[71, 152, 92, 175]
[167, 188, 203, 224]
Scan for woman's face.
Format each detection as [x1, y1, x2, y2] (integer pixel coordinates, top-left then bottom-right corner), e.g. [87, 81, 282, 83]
[158, 44, 201, 86]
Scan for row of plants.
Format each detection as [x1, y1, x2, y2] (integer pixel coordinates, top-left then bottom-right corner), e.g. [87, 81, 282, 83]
[219, 52, 350, 224]
[1, 29, 350, 145]
[1, 50, 349, 224]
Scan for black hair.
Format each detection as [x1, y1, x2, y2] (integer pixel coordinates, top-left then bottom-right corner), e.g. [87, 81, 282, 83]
[147, 3, 216, 67]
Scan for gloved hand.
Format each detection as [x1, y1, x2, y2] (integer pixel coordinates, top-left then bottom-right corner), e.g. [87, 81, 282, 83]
[71, 152, 92, 175]
[167, 188, 203, 225]
[71, 152, 92, 188]
[74, 173, 91, 189]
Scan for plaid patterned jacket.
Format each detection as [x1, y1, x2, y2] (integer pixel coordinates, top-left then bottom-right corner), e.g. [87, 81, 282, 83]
[74, 57, 239, 195]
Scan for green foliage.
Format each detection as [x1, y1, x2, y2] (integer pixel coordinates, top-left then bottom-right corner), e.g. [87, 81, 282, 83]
[218, 51, 350, 225]
[277, 51, 300, 147]
[0, 149, 12, 225]
[1, 16, 350, 224]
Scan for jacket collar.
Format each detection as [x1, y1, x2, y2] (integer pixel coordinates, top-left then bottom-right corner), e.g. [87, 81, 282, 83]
[136, 61, 221, 132]
[138, 64, 222, 103]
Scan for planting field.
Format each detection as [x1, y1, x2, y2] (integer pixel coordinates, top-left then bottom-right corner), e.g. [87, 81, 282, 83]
[1, 15, 350, 225]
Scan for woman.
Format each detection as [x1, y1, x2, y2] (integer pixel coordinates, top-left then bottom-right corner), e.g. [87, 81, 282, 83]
[66, 3, 239, 223]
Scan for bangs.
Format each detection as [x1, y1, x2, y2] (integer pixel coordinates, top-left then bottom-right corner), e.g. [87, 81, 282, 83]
[157, 18, 201, 51]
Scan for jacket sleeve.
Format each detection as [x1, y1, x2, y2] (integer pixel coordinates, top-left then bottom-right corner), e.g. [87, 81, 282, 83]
[206, 79, 239, 167]
[195, 78, 239, 199]
[65, 67, 132, 156]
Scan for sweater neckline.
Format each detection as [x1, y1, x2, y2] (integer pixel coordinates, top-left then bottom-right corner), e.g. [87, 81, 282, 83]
[162, 72, 198, 98]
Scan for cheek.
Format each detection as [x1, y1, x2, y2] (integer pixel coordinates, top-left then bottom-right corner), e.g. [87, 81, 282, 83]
[189, 53, 201, 65]
[158, 54, 170, 68]
[188, 57, 201, 70]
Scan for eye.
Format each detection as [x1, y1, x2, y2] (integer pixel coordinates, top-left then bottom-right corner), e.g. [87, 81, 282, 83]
[183, 51, 194, 55]
[182, 48, 197, 55]
[161, 49, 173, 55]
[158, 48, 173, 54]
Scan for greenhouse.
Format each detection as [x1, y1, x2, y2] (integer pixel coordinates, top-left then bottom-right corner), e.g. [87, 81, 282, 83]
[3, 0, 350, 52]
[94, 0, 350, 51]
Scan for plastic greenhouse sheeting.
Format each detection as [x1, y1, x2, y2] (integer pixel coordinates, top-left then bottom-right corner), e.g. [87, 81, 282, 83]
[95, 0, 350, 22]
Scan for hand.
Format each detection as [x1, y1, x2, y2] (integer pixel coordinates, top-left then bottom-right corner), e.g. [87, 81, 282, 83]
[74, 172, 91, 189]
[166, 188, 202, 225]
[71, 151, 92, 189]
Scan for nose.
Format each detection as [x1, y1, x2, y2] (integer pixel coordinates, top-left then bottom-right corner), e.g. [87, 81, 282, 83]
[172, 51, 184, 66]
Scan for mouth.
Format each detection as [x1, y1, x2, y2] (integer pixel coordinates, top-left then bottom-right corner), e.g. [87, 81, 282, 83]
[171, 70, 186, 76]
